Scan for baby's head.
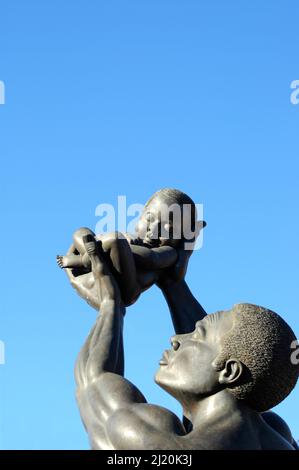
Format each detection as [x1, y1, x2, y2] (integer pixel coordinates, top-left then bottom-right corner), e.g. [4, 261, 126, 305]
[136, 188, 199, 248]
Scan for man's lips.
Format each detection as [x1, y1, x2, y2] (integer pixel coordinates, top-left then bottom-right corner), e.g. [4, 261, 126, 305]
[159, 350, 170, 366]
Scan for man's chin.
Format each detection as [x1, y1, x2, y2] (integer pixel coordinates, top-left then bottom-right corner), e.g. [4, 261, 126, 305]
[154, 369, 176, 396]
[154, 368, 167, 389]
[154, 368, 162, 385]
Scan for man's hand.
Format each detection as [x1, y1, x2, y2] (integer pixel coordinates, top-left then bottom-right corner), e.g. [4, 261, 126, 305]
[63, 237, 121, 311]
[157, 219, 206, 288]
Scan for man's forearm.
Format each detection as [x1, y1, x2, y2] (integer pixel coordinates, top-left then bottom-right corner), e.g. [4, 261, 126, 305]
[86, 300, 125, 382]
[160, 279, 206, 334]
[79, 241, 126, 384]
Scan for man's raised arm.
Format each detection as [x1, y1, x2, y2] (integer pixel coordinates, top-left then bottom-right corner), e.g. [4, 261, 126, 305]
[158, 278, 207, 334]
[157, 219, 207, 334]
[74, 235, 145, 449]
[74, 235, 186, 450]
[75, 236, 125, 384]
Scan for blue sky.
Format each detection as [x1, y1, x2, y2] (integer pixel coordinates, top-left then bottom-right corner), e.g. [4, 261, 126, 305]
[0, 0, 298, 449]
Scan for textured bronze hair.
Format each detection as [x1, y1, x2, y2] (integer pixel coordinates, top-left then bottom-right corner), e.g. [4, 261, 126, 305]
[213, 304, 299, 411]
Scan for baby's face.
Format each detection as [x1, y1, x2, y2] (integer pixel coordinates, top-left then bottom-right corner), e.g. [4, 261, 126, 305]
[136, 195, 182, 248]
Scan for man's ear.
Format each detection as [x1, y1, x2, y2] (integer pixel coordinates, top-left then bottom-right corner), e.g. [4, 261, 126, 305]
[218, 358, 243, 385]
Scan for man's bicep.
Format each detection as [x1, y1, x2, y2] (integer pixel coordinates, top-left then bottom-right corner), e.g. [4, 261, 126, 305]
[79, 373, 147, 422]
[77, 373, 148, 449]
[107, 403, 186, 450]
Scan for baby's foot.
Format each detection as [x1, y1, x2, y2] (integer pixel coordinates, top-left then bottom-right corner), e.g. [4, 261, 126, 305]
[83, 234, 105, 277]
[57, 255, 68, 269]
[56, 254, 87, 269]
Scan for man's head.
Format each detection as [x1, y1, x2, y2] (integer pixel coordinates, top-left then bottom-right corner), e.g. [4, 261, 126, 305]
[155, 304, 299, 412]
[136, 188, 198, 248]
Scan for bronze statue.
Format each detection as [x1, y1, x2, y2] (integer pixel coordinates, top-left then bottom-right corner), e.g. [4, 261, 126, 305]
[57, 188, 205, 309]
[58, 189, 299, 450]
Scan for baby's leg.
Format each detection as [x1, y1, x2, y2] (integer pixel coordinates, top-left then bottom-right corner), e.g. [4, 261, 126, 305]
[57, 227, 94, 269]
[73, 227, 96, 256]
[101, 232, 139, 306]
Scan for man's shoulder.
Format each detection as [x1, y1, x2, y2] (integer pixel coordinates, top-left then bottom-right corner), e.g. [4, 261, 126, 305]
[109, 402, 186, 433]
[106, 403, 186, 450]
[261, 411, 297, 449]
[133, 403, 186, 430]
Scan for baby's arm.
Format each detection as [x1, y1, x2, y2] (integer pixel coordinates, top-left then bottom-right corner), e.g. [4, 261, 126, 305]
[130, 245, 178, 271]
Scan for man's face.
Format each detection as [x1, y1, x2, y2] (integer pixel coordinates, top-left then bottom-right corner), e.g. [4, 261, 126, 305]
[155, 311, 234, 402]
[136, 195, 182, 248]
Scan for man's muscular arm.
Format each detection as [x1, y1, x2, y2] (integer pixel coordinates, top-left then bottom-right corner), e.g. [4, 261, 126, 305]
[158, 278, 207, 334]
[75, 235, 186, 450]
[156, 219, 207, 334]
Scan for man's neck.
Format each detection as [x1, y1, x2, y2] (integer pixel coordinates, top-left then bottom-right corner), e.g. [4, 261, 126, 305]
[184, 389, 257, 431]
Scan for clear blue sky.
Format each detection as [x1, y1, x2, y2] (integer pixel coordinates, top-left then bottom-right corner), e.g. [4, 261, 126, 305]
[0, 0, 298, 449]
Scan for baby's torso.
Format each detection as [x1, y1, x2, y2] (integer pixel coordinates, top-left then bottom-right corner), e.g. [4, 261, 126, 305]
[123, 233, 161, 290]
[96, 232, 166, 303]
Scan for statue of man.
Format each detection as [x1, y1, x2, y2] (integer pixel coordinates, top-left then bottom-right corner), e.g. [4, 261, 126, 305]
[73, 234, 298, 450]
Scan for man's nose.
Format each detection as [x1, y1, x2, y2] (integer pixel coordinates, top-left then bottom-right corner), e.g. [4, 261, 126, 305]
[171, 337, 181, 351]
